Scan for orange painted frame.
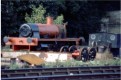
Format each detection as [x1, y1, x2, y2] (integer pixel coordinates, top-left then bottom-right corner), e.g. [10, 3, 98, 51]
[5, 37, 38, 46]
[5, 37, 38, 51]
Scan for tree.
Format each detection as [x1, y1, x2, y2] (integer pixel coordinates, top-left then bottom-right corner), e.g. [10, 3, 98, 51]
[25, 5, 64, 24]
[1, 1, 32, 37]
[54, 14, 64, 24]
[25, 5, 46, 23]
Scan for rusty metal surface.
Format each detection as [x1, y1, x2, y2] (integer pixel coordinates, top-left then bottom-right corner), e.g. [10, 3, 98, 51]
[46, 16, 53, 25]
[72, 47, 89, 61]
[38, 38, 81, 42]
[17, 54, 45, 65]
[3, 37, 82, 51]
[37, 24, 60, 37]
[2, 66, 120, 80]
[36, 16, 66, 38]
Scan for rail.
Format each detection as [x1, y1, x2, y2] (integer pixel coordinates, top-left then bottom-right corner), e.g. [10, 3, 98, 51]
[2, 66, 120, 80]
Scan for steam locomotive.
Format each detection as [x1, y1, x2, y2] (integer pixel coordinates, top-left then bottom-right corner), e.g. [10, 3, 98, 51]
[3, 15, 120, 62]
[3, 16, 84, 52]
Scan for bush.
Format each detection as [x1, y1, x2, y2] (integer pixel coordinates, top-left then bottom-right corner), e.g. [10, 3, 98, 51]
[25, 5, 64, 24]
[25, 5, 46, 23]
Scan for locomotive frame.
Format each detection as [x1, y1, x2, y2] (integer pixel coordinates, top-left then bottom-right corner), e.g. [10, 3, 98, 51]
[3, 16, 85, 52]
[4, 37, 83, 52]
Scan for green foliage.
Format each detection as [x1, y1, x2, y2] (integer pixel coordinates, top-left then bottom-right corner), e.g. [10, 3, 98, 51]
[54, 14, 64, 24]
[43, 58, 121, 68]
[25, 5, 64, 24]
[25, 5, 46, 23]
[9, 63, 20, 69]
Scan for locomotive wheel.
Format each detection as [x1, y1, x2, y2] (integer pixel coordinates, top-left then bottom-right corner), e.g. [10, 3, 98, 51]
[60, 46, 68, 52]
[81, 48, 89, 62]
[72, 48, 89, 61]
[88, 48, 96, 61]
[69, 45, 77, 53]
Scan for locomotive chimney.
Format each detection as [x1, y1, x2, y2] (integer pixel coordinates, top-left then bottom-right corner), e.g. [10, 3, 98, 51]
[46, 16, 53, 25]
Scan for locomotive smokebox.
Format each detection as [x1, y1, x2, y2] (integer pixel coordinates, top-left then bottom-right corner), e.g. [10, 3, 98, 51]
[19, 16, 66, 38]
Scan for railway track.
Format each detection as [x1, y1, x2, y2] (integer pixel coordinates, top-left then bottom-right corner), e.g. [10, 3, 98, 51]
[2, 66, 121, 80]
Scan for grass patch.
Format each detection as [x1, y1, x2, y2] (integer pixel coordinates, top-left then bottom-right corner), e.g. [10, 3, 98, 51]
[7, 58, 120, 69]
[43, 58, 121, 68]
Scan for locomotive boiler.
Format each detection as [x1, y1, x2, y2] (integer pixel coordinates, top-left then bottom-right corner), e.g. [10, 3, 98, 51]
[19, 16, 66, 38]
[3, 16, 84, 52]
